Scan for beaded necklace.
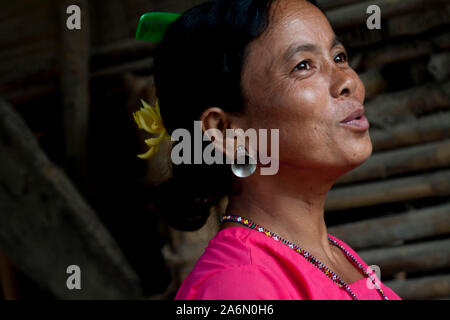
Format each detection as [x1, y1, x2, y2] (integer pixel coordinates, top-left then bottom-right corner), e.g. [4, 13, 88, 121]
[221, 214, 388, 300]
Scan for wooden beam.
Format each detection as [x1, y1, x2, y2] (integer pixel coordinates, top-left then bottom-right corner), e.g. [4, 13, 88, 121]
[90, 57, 154, 79]
[2, 81, 56, 106]
[91, 39, 157, 71]
[359, 239, 450, 277]
[0, 98, 142, 298]
[370, 111, 450, 152]
[325, 168, 450, 211]
[336, 139, 450, 185]
[384, 274, 450, 300]
[328, 202, 450, 250]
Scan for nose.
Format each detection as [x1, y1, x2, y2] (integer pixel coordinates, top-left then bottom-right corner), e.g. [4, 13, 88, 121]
[330, 68, 357, 99]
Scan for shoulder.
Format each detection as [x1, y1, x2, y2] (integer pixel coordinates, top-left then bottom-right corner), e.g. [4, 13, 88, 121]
[200, 226, 255, 268]
[175, 227, 297, 300]
[186, 264, 288, 300]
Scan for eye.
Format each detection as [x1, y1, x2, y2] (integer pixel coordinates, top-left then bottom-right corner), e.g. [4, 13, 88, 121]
[334, 52, 348, 64]
[293, 60, 312, 72]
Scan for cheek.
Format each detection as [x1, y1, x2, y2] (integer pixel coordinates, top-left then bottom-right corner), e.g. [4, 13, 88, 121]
[351, 70, 366, 102]
[272, 84, 332, 154]
[244, 74, 333, 153]
[284, 81, 330, 129]
[278, 75, 327, 111]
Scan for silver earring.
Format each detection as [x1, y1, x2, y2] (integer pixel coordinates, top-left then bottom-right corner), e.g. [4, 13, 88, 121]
[231, 145, 257, 178]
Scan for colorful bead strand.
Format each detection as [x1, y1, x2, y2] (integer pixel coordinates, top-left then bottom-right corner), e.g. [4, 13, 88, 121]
[221, 214, 388, 300]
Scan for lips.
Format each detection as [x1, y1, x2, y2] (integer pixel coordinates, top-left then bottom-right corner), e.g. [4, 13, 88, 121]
[340, 108, 364, 123]
[339, 102, 370, 131]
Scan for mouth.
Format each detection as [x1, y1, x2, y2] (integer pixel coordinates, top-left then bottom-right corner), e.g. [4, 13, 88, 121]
[339, 103, 370, 131]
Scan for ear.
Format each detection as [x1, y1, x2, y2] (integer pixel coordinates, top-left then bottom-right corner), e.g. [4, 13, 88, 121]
[199, 107, 243, 161]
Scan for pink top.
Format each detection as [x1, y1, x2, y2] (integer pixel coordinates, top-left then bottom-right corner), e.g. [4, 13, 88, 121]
[175, 226, 402, 300]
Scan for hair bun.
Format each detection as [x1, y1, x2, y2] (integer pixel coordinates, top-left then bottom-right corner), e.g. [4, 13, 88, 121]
[154, 171, 221, 231]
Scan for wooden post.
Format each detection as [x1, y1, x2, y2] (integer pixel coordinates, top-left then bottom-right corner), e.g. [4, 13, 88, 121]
[58, 0, 90, 190]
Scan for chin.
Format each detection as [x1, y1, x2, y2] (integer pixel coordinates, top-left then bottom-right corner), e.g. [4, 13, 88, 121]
[338, 133, 373, 171]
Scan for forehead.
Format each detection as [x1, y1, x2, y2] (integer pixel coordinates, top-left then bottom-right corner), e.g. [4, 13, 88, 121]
[245, 0, 335, 68]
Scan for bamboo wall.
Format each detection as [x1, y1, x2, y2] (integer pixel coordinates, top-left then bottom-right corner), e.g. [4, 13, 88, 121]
[0, 0, 449, 300]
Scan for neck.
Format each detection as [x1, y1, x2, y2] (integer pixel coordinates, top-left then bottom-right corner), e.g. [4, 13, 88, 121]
[224, 162, 342, 259]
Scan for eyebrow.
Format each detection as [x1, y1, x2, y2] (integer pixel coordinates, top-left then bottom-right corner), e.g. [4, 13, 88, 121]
[283, 35, 343, 64]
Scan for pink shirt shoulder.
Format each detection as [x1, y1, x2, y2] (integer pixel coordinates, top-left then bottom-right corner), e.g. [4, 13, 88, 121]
[174, 226, 402, 300]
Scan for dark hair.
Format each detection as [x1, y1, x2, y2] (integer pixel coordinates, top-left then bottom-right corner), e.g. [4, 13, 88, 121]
[153, 0, 319, 231]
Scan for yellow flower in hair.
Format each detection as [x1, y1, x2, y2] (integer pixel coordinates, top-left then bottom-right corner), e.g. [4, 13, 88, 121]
[133, 98, 171, 159]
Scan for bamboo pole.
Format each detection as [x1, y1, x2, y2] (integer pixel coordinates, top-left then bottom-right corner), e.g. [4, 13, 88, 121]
[328, 202, 450, 250]
[428, 51, 450, 81]
[358, 68, 386, 100]
[365, 81, 450, 129]
[327, 0, 445, 30]
[325, 168, 450, 211]
[370, 111, 450, 152]
[336, 139, 450, 185]
[359, 239, 450, 277]
[384, 274, 450, 300]
[353, 31, 450, 70]
[317, 0, 361, 10]
[387, 4, 450, 38]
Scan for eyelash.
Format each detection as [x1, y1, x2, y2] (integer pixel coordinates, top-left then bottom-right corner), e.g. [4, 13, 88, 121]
[293, 51, 348, 72]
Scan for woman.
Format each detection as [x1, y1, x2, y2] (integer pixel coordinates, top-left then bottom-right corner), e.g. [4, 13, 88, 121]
[147, 0, 402, 300]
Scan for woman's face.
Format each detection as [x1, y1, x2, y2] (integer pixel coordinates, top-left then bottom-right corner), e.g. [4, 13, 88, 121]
[240, 0, 371, 174]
